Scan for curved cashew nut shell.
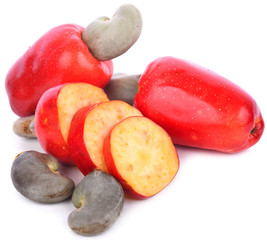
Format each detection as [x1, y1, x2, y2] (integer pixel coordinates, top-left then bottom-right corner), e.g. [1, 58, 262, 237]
[11, 151, 75, 203]
[82, 4, 142, 61]
[68, 170, 124, 236]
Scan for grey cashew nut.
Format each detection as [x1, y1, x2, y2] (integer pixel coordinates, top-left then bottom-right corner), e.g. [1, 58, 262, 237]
[104, 73, 141, 105]
[11, 151, 75, 203]
[82, 4, 142, 61]
[13, 115, 36, 138]
[68, 170, 124, 236]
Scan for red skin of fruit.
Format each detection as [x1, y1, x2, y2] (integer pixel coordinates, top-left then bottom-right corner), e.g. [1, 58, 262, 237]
[134, 56, 265, 153]
[34, 84, 72, 165]
[5, 24, 113, 117]
[68, 105, 98, 174]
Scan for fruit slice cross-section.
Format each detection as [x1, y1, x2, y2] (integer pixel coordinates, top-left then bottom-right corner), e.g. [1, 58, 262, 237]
[68, 100, 143, 174]
[103, 116, 179, 199]
[35, 82, 109, 165]
[57, 83, 109, 143]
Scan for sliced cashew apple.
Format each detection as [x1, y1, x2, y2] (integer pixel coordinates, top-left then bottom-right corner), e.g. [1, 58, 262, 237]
[68, 100, 142, 175]
[103, 116, 179, 199]
[34, 82, 109, 165]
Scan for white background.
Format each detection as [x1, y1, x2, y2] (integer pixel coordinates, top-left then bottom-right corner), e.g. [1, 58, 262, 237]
[1, 0, 266, 239]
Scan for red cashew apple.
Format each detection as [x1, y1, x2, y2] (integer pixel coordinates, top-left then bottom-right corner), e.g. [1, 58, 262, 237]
[34, 83, 109, 165]
[68, 100, 142, 175]
[134, 56, 264, 153]
[5, 24, 113, 117]
[5, 4, 143, 117]
[103, 116, 179, 199]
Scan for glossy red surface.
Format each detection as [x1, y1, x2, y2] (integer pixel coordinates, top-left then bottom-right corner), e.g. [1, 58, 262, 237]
[134, 56, 264, 153]
[5, 24, 113, 117]
[68, 105, 97, 174]
[34, 84, 73, 165]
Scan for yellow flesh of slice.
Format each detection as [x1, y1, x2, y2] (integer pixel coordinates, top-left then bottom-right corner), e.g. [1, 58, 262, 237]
[110, 116, 179, 197]
[57, 83, 109, 143]
[83, 100, 143, 172]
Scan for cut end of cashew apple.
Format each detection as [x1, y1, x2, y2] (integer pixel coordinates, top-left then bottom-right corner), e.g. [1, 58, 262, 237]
[35, 82, 109, 165]
[68, 100, 142, 175]
[57, 83, 109, 143]
[103, 116, 179, 199]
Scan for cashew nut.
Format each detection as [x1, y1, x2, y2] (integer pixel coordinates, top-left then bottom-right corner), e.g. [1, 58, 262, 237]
[104, 73, 141, 105]
[68, 170, 124, 236]
[11, 151, 75, 203]
[82, 4, 142, 61]
[13, 115, 36, 138]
